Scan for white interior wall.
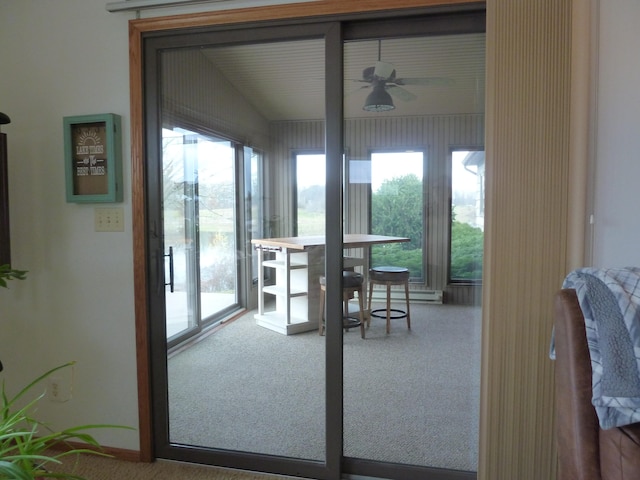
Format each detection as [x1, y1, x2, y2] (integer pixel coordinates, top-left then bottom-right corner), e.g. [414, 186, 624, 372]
[592, 0, 640, 267]
[0, 0, 139, 449]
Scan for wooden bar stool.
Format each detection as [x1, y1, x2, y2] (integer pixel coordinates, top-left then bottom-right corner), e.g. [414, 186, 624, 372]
[319, 271, 366, 339]
[368, 266, 411, 334]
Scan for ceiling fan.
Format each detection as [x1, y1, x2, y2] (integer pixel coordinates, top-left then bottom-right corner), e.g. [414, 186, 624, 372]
[349, 40, 454, 112]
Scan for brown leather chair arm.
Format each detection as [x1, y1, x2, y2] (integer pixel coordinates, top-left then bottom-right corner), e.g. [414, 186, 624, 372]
[554, 289, 601, 480]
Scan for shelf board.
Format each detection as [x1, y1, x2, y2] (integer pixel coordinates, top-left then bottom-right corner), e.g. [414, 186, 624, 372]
[262, 260, 307, 269]
[254, 312, 317, 335]
[263, 285, 307, 297]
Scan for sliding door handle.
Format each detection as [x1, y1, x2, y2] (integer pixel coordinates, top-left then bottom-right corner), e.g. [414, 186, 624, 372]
[164, 246, 174, 293]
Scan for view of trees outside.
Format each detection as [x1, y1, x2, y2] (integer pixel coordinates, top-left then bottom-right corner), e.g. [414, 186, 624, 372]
[370, 151, 424, 279]
[450, 150, 484, 281]
[294, 149, 484, 283]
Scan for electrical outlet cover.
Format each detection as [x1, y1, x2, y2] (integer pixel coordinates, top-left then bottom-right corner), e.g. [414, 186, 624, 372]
[95, 207, 124, 232]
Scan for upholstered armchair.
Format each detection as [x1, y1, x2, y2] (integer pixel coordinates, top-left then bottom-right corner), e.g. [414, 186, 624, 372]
[554, 289, 640, 480]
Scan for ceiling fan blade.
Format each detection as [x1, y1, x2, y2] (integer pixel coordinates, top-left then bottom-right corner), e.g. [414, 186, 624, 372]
[345, 84, 371, 96]
[361, 66, 376, 82]
[373, 61, 396, 80]
[386, 85, 416, 102]
[394, 77, 455, 86]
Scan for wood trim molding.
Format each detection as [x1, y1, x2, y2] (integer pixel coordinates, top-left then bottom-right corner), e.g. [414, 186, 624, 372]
[48, 441, 142, 463]
[129, 0, 481, 468]
[129, 0, 477, 32]
[129, 18, 153, 463]
[568, 0, 596, 269]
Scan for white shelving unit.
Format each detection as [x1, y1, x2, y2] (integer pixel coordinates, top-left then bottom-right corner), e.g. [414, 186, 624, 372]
[254, 245, 324, 335]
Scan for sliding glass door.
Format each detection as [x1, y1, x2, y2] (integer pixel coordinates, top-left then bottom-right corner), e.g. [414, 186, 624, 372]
[162, 128, 239, 345]
[342, 31, 484, 475]
[144, 8, 484, 480]
[145, 25, 332, 479]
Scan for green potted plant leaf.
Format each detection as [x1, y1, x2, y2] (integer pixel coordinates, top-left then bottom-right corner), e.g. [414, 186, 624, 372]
[0, 264, 27, 289]
[0, 362, 133, 479]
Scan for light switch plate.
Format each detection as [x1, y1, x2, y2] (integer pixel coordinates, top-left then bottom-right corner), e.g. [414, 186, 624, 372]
[95, 207, 124, 232]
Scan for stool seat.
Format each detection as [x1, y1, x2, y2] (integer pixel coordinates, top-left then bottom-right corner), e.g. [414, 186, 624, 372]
[319, 271, 364, 288]
[369, 266, 410, 283]
[368, 265, 411, 334]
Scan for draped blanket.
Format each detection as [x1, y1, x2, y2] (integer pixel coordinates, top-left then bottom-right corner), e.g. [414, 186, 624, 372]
[562, 267, 640, 429]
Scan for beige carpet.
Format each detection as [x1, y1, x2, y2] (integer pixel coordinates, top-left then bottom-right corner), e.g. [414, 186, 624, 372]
[51, 454, 299, 480]
[167, 303, 481, 472]
[50, 303, 479, 479]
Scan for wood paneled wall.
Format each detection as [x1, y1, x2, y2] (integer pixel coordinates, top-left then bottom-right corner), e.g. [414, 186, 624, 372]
[269, 114, 484, 303]
[162, 49, 271, 147]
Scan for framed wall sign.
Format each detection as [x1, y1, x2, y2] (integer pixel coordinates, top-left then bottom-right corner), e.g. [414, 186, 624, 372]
[63, 113, 123, 203]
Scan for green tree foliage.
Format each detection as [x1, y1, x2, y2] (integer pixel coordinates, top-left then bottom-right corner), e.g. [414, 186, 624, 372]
[450, 221, 484, 280]
[372, 243, 423, 279]
[371, 174, 423, 250]
[370, 174, 484, 281]
[371, 174, 423, 276]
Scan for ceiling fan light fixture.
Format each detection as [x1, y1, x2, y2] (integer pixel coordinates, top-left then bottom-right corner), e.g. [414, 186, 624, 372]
[363, 85, 395, 112]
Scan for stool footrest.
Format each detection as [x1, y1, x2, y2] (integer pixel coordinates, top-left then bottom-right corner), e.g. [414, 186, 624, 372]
[342, 317, 362, 329]
[370, 308, 408, 320]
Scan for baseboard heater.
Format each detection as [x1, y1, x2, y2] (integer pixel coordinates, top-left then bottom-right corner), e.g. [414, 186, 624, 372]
[369, 288, 443, 304]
